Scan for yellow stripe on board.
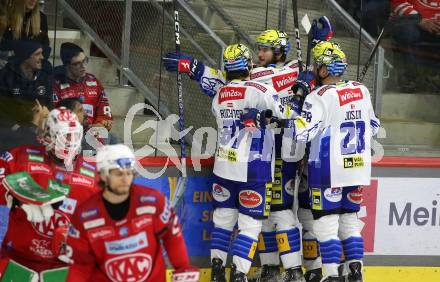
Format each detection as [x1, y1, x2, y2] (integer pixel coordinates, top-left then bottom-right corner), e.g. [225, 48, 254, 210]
[168, 177, 177, 202]
[166, 267, 440, 282]
[365, 267, 440, 282]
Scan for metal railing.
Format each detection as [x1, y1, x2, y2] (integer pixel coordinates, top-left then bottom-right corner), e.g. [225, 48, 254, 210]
[57, 0, 227, 145]
[326, 0, 391, 116]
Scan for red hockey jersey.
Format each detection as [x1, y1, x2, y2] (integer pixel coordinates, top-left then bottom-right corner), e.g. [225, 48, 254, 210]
[391, 0, 440, 20]
[66, 184, 191, 282]
[52, 73, 113, 129]
[0, 145, 100, 272]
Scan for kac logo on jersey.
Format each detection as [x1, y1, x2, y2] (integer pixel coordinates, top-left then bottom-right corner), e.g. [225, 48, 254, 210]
[105, 232, 148, 255]
[32, 210, 69, 238]
[105, 253, 152, 282]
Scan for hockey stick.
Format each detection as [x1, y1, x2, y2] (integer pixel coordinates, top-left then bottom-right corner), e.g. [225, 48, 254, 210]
[358, 26, 385, 83]
[305, 21, 316, 71]
[265, 0, 269, 30]
[171, 0, 188, 208]
[356, 0, 364, 81]
[155, 0, 166, 157]
[291, 0, 304, 72]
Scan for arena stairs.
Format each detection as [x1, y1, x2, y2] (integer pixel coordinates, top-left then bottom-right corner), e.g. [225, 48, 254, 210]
[45, 0, 440, 155]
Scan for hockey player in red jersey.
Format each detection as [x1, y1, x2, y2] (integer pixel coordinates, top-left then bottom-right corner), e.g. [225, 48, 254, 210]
[66, 144, 199, 282]
[0, 107, 100, 276]
[52, 43, 113, 131]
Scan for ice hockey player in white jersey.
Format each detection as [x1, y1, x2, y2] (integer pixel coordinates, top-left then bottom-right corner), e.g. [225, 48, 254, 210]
[163, 18, 333, 282]
[290, 41, 380, 282]
[210, 43, 295, 282]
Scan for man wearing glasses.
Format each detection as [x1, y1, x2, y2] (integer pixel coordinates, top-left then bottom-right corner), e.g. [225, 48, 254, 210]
[52, 42, 113, 132]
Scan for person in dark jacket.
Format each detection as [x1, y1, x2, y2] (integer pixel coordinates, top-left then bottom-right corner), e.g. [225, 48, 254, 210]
[0, 97, 52, 151]
[0, 39, 52, 128]
[0, 0, 49, 52]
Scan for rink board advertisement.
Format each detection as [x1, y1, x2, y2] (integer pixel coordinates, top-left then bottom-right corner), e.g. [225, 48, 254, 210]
[135, 175, 440, 258]
[369, 177, 440, 256]
[1, 159, 440, 260]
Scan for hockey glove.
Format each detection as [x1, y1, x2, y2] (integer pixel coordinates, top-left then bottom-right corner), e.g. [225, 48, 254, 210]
[292, 71, 316, 96]
[163, 51, 205, 81]
[311, 16, 334, 46]
[172, 266, 200, 282]
[291, 71, 316, 113]
[240, 108, 271, 131]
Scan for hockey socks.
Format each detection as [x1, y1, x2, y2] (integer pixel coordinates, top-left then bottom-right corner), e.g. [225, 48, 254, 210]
[210, 227, 233, 265]
[232, 233, 258, 274]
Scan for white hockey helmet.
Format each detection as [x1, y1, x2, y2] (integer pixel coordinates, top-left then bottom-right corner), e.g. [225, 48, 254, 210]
[96, 144, 136, 176]
[41, 107, 83, 161]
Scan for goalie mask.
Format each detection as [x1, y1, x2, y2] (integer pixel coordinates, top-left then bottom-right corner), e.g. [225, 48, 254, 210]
[96, 144, 135, 177]
[41, 107, 83, 162]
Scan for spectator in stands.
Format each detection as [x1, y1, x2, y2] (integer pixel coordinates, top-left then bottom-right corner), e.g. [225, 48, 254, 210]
[0, 0, 51, 72]
[53, 42, 113, 135]
[0, 97, 51, 151]
[390, 0, 440, 92]
[0, 0, 9, 69]
[0, 0, 49, 51]
[337, 0, 389, 37]
[0, 0, 6, 36]
[58, 97, 118, 155]
[0, 39, 52, 129]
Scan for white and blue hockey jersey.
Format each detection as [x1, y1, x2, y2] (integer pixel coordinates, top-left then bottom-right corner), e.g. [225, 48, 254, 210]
[199, 61, 299, 107]
[293, 80, 380, 188]
[212, 79, 294, 183]
[199, 62, 301, 162]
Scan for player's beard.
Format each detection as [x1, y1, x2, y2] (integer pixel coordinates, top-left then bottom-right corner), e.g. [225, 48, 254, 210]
[106, 183, 131, 197]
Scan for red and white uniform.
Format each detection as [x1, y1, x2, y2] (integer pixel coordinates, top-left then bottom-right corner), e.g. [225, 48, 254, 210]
[391, 0, 440, 20]
[66, 184, 191, 282]
[52, 73, 113, 129]
[0, 145, 100, 272]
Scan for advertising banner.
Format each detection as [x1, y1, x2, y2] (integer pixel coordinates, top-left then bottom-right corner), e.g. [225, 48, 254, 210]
[373, 177, 440, 256]
[135, 176, 214, 257]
